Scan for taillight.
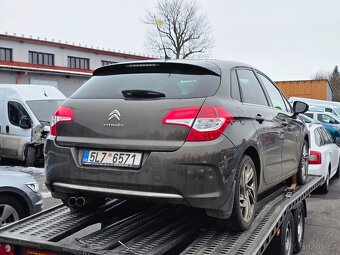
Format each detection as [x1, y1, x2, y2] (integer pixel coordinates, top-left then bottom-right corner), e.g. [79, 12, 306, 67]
[309, 151, 321, 164]
[0, 243, 14, 255]
[50, 106, 74, 136]
[162, 106, 234, 141]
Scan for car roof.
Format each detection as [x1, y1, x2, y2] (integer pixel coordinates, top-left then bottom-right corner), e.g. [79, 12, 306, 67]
[0, 84, 66, 101]
[93, 59, 256, 77]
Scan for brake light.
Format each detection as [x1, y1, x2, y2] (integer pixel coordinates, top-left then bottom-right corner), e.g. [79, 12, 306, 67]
[0, 243, 14, 255]
[50, 106, 74, 136]
[162, 106, 234, 141]
[309, 151, 321, 164]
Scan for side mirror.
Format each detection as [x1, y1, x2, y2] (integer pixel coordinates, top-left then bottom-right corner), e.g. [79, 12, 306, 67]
[335, 137, 340, 146]
[19, 115, 32, 129]
[293, 101, 309, 117]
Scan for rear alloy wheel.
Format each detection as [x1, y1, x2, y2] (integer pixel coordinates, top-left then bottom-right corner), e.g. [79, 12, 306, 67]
[0, 196, 26, 227]
[219, 155, 257, 232]
[320, 172, 330, 194]
[297, 141, 309, 185]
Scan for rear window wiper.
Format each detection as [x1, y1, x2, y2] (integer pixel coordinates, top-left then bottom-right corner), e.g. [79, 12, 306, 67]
[122, 90, 166, 98]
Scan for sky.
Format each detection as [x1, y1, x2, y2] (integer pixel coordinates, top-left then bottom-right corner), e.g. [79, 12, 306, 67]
[0, 0, 339, 81]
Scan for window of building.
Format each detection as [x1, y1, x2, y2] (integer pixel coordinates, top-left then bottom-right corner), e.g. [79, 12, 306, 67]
[68, 56, 90, 69]
[8, 101, 29, 126]
[0, 47, 12, 61]
[29, 51, 54, 66]
[101, 60, 116, 66]
[236, 69, 268, 106]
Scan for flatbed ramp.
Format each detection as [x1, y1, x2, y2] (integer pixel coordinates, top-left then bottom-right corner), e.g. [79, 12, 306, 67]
[0, 176, 322, 255]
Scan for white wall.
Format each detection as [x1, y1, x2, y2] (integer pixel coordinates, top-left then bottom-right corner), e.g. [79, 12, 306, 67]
[0, 38, 143, 70]
[0, 71, 88, 97]
[327, 82, 333, 101]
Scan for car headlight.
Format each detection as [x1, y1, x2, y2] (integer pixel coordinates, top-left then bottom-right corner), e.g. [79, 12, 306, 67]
[26, 182, 39, 193]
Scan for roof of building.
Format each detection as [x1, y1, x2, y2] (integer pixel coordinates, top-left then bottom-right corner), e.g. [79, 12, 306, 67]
[0, 33, 154, 60]
[0, 60, 93, 77]
[275, 79, 329, 83]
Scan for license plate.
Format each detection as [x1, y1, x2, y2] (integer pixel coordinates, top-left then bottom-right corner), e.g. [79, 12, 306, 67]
[82, 150, 142, 168]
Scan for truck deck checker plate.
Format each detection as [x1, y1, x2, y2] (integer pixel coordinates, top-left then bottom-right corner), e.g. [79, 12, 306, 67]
[0, 176, 322, 255]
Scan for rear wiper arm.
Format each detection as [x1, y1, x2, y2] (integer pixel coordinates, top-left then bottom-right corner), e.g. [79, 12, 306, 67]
[122, 90, 166, 98]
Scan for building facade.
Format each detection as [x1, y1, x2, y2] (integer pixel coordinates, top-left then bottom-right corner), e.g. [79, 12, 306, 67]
[0, 33, 153, 96]
[275, 79, 333, 101]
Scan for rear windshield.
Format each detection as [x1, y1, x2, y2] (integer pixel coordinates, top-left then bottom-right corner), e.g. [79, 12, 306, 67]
[71, 72, 220, 99]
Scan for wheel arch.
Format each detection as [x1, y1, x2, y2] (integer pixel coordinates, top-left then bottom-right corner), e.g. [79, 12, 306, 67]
[0, 188, 32, 217]
[243, 146, 261, 188]
[304, 134, 309, 148]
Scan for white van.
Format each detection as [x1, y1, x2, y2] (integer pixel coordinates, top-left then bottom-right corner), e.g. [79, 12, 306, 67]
[289, 97, 340, 117]
[0, 85, 66, 166]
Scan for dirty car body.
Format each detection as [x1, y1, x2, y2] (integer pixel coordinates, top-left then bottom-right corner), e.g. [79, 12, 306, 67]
[45, 60, 308, 224]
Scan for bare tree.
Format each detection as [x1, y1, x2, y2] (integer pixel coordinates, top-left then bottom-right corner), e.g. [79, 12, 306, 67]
[145, 0, 214, 59]
[311, 66, 340, 101]
[311, 70, 331, 80]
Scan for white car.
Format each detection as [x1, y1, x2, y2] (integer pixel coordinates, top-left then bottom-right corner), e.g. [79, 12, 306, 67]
[308, 124, 340, 193]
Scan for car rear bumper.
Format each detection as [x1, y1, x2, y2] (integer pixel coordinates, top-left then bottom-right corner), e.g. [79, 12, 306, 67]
[45, 135, 239, 215]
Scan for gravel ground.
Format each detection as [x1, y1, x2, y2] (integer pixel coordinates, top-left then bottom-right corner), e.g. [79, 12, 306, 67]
[1, 159, 340, 254]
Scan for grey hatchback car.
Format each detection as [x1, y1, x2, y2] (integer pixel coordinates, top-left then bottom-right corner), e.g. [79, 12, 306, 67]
[0, 169, 43, 227]
[45, 60, 309, 231]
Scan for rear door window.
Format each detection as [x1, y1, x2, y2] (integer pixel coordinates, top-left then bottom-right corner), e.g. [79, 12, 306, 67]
[236, 69, 268, 106]
[231, 70, 241, 101]
[319, 127, 332, 144]
[72, 64, 220, 99]
[314, 128, 321, 146]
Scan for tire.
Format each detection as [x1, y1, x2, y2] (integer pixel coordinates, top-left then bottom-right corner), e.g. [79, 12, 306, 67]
[293, 203, 305, 254]
[25, 146, 36, 167]
[266, 211, 295, 255]
[218, 155, 257, 232]
[297, 140, 309, 185]
[320, 172, 330, 194]
[0, 196, 26, 227]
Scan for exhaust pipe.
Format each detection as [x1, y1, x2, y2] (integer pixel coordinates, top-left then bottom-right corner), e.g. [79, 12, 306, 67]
[68, 196, 77, 207]
[76, 197, 86, 207]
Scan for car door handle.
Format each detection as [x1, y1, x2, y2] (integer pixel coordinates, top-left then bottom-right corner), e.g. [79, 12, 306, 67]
[255, 114, 265, 123]
[5, 125, 9, 133]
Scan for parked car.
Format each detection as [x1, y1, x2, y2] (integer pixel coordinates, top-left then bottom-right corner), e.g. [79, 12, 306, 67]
[304, 111, 340, 127]
[0, 170, 43, 227]
[300, 114, 340, 142]
[45, 60, 309, 232]
[308, 124, 340, 193]
[0, 85, 65, 166]
[289, 97, 340, 117]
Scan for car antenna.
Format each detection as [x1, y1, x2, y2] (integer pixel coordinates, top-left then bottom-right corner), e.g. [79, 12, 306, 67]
[43, 87, 48, 97]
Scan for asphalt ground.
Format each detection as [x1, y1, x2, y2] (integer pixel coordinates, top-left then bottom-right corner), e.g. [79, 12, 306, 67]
[1, 159, 340, 255]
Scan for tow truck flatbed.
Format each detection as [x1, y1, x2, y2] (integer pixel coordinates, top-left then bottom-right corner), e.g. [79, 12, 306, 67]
[0, 176, 323, 255]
